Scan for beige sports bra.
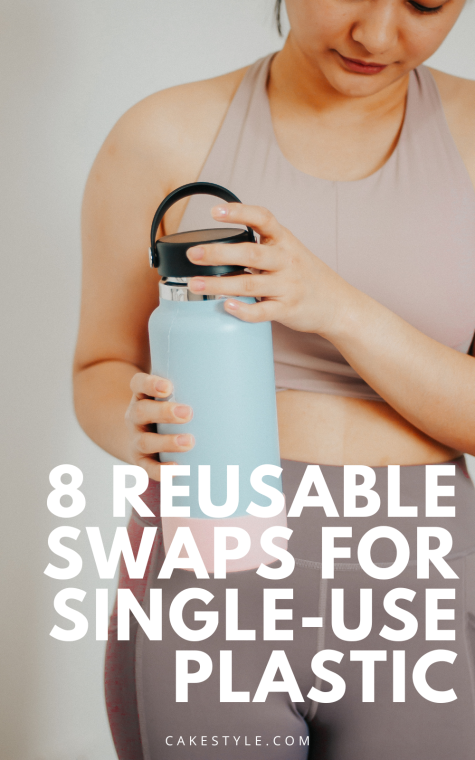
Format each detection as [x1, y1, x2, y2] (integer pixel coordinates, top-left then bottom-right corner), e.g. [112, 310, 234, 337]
[178, 54, 475, 401]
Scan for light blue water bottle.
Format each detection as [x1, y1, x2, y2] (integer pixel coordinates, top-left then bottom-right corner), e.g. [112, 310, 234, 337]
[148, 182, 285, 570]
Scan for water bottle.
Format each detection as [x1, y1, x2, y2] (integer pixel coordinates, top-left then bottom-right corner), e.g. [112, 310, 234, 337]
[148, 182, 286, 571]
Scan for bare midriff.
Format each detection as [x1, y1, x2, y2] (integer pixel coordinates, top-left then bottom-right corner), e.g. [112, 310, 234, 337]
[276, 389, 460, 466]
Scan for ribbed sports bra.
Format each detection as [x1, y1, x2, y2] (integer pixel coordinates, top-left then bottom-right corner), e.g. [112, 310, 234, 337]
[178, 54, 475, 401]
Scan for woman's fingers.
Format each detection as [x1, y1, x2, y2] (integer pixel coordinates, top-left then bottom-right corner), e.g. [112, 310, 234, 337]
[224, 298, 281, 323]
[135, 431, 195, 455]
[127, 398, 193, 426]
[188, 271, 281, 298]
[127, 373, 195, 482]
[130, 372, 172, 399]
[185, 203, 290, 296]
[210, 202, 283, 242]
[187, 240, 282, 272]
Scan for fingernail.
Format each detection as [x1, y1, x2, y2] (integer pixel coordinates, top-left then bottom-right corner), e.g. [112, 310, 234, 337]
[190, 278, 205, 291]
[176, 434, 194, 447]
[155, 379, 170, 393]
[174, 404, 192, 419]
[188, 246, 204, 261]
[226, 300, 239, 310]
[211, 205, 228, 217]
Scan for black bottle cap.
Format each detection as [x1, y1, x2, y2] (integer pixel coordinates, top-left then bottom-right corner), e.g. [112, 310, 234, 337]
[152, 227, 253, 277]
[149, 182, 256, 277]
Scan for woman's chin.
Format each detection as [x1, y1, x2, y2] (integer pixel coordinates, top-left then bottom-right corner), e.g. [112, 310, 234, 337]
[322, 62, 404, 98]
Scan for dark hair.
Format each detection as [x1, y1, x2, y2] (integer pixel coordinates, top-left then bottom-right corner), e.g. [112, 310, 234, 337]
[275, 0, 283, 36]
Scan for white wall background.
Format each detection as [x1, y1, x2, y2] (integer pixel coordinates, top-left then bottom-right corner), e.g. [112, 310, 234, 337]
[1, 1, 474, 758]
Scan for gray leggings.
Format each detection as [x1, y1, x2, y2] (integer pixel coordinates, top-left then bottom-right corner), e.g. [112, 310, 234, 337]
[128, 458, 475, 759]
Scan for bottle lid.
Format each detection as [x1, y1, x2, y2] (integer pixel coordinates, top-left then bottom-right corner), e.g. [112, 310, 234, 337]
[149, 181, 255, 277]
[151, 227, 253, 277]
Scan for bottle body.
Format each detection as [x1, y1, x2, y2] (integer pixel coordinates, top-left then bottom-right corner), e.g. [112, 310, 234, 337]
[147, 183, 286, 570]
[148, 293, 282, 524]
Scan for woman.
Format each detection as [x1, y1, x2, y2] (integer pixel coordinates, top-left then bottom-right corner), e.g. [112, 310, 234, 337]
[74, 0, 475, 758]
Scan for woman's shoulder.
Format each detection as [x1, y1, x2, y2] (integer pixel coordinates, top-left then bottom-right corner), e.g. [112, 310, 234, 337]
[92, 66, 249, 201]
[429, 67, 475, 120]
[428, 68, 475, 182]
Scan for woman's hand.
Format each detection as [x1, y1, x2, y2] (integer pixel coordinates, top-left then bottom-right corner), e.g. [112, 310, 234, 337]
[125, 372, 195, 481]
[186, 202, 353, 339]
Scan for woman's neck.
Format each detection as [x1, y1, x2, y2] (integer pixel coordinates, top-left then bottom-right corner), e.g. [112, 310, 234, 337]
[267, 37, 412, 182]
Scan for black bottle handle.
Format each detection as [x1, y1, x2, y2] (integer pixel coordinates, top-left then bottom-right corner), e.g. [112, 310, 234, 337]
[149, 181, 254, 263]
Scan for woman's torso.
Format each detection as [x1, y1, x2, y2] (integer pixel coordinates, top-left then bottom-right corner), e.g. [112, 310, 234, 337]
[160, 53, 475, 466]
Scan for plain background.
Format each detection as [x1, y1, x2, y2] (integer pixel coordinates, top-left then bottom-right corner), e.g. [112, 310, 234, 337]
[1, 1, 474, 758]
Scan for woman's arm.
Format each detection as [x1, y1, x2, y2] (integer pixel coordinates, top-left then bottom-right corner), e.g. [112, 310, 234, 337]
[74, 70, 245, 470]
[183, 203, 475, 456]
[74, 95, 168, 463]
[325, 288, 475, 456]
